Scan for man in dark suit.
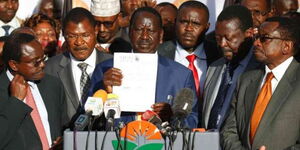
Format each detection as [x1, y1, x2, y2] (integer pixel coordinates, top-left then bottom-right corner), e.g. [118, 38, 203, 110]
[45, 8, 112, 120]
[0, 33, 67, 150]
[202, 5, 260, 130]
[89, 7, 198, 128]
[221, 17, 300, 150]
[158, 1, 210, 98]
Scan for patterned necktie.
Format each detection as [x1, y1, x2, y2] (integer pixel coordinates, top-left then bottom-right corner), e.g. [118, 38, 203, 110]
[26, 87, 49, 150]
[78, 63, 90, 102]
[250, 72, 274, 144]
[186, 54, 200, 96]
[207, 63, 232, 129]
[2, 25, 11, 36]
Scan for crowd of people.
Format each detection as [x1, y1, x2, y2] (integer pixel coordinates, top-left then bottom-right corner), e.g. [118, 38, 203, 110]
[0, 0, 299, 149]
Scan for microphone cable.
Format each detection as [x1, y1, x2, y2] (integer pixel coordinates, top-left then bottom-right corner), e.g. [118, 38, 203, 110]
[181, 129, 186, 150]
[114, 127, 124, 150]
[93, 116, 101, 150]
[85, 116, 94, 150]
[186, 129, 192, 150]
[191, 131, 197, 150]
[95, 128, 98, 150]
[73, 129, 77, 150]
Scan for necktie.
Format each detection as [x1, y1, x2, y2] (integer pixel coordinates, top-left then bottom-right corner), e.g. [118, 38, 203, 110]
[78, 63, 90, 102]
[250, 72, 274, 144]
[186, 54, 200, 96]
[26, 87, 49, 150]
[2, 25, 11, 36]
[207, 63, 232, 129]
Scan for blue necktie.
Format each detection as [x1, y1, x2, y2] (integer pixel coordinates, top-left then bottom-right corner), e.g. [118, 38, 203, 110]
[207, 63, 233, 129]
[2, 25, 11, 36]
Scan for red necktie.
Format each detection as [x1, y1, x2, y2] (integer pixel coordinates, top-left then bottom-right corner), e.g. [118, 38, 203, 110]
[26, 87, 50, 150]
[186, 54, 200, 96]
[250, 72, 274, 144]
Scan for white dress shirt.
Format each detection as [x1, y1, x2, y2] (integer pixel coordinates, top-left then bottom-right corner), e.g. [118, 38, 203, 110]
[6, 70, 52, 146]
[0, 16, 21, 36]
[261, 57, 293, 93]
[70, 49, 97, 101]
[175, 42, 207, 94]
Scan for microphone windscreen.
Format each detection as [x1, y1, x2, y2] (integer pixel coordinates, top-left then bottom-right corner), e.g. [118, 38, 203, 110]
[172, 88, 194, 117]
[93, 89, 108, 103]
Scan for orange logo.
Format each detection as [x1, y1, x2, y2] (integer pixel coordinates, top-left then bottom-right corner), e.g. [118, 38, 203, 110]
[112, 120, 164, 150]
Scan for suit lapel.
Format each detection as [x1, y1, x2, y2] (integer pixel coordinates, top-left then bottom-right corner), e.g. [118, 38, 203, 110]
[155, 56, 169, 103]
[253, 59, 299, 146]
[37, 78, 57, 140]
[242, 68, 264, 147]
[58, 53, 80, 108]
[202, 60, 226, 127]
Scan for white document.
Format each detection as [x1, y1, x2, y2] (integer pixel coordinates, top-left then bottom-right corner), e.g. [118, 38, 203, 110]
[113, 53, 158, 112]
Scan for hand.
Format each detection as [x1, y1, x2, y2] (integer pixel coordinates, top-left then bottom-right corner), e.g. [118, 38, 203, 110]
[103, 68, 123, 93]
[259, 146, 266, 150]
[10, 74, 28, 100]
[50, 136, 63, 150]
[152, 102, 173, 122]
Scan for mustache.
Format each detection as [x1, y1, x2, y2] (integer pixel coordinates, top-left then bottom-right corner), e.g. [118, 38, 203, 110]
[183, 33, 194, 38]
[222, 48, 233, 53]
[137, 40, 151, 45]
[74, 46, 88, 51]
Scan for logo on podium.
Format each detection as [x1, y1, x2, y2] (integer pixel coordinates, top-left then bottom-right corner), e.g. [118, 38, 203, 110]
[112, 120, 164, 150]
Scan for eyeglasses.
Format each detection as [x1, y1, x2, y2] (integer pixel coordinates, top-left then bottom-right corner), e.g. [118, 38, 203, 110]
[65, 33, 92, 41]
[254, 34, 291, 43]
[96, 16, 118, 28]
[19, 55, 47, 67]
[250, 10, 269, 17]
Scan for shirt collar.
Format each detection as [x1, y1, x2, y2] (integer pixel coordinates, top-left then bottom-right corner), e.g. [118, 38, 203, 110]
[0, 16, 20, 28]
[6, 70, 36, 87]
[265, 56, 293, 81]
[70, 48, 97, 68]
[175, 42, 207, 61]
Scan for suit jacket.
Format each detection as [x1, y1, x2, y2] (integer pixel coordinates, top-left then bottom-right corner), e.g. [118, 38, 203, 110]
[45, 50, 112, 119]
[89, 56, 199, 128]
[0, 71, 68, 150]
[202, 52, 261, 129]
[221, 58, 300, 150]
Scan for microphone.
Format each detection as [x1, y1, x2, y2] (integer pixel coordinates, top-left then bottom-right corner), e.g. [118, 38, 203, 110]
[104, 94, 121, 131]
[142, 110, 162, 126]
[74, 90, 107, 131]
[171, 88, 194, 130]
[141, 110, 172, 136]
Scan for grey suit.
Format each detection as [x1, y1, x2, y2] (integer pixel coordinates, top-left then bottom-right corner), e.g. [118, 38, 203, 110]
[45, 50, 112, 119]
[202, 51, 260, 129]
[221, 58, 300, 150]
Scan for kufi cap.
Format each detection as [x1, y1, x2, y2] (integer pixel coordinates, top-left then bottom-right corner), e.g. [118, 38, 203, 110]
[90, 0, 120, 17]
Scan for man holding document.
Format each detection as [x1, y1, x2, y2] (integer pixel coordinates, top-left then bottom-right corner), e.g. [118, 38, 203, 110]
[89, 7, 198, 128]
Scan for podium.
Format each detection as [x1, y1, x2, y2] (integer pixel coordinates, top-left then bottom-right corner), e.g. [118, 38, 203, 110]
[64, 129, 220, 150]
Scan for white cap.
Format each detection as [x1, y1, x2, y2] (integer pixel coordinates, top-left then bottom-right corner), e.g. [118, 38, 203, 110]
[90, 0, 120, 17]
